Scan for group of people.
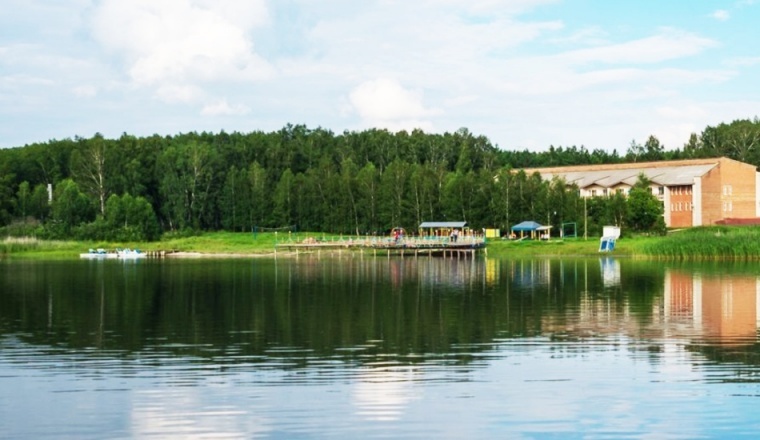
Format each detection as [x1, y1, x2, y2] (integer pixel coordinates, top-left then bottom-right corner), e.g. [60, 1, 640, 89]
[393, 228, 405, 243]
[449, 228, 460, 243]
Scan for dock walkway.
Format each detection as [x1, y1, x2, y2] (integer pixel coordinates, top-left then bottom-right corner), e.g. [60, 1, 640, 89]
[276, 236, 487, 258]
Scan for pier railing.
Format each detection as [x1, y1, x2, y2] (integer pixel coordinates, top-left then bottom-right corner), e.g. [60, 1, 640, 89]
[275, 234, 487, 251]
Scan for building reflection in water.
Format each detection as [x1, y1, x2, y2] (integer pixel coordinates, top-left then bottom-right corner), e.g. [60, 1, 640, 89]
[500, 258, 760, 347]
[664, 270, 759, 345]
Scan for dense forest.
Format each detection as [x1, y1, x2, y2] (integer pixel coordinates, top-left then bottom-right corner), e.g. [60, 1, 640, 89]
[0, 118, 758, 241]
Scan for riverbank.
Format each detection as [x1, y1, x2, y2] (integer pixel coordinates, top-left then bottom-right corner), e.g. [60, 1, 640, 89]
[3, 226, 760, 260]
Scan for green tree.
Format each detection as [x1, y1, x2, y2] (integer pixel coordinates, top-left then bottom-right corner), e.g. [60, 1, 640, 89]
[272, 169, 296, 227]
[220, 166, 251, 232]
[105, 193, 160, 241]
[609, 191, 627, 227]
[157, 141, 219, 230]
[70, 133, 110, 217]
[15, 181, 31, 222]
[339, 158, 361, 235]
[29, 184, 51, 223]
[492, 167, 513, 231]
[0, 174, 13, 226]
[408, 163, 437, 227]
[249, 161, 269, 229]
[379, 158, 410, 228]
[356, 162, 379, 233]
[51, 179, 92, 235]
[626, 175, 665, 233]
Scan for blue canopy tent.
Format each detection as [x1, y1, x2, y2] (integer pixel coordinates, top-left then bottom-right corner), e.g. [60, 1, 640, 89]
[510, 221, 552, 240]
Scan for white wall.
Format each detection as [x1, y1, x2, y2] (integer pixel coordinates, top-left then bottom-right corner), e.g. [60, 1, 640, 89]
[693, 177, 702, 226]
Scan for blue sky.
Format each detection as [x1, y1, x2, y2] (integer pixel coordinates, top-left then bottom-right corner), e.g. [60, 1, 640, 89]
[1, 0, 759, 152]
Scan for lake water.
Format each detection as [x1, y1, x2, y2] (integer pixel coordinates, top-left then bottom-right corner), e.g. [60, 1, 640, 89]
[2, 256, 760, 438]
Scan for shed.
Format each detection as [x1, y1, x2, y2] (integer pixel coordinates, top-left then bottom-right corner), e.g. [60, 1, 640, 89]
[511, 221, 552, 240]
[419, 221, 468, 237]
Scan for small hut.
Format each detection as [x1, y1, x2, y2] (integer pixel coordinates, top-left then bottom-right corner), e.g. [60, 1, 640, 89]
[511, 221, 552, 240]
[418, 221, 468, 238]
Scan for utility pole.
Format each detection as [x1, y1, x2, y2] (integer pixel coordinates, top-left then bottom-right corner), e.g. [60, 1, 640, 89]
[584, 196, 587, 240]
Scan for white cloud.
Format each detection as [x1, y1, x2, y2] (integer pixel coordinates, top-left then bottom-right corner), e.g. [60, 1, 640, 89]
[487, 28, 726, 99]
[561, 29, 718, 65]
[725, 56, 760, 67]
[421, 0, 560, 16]
[201, 99, 250, 116]
[348, 78, 438, 131]
[656, 105, 708, 120]
[90, 0, 273, 101]
[711, 10, 730, 21]
[155, 84, 203, 104]
[305, 2, 564, 83]
[72, 85, 97, 98]
[550, 26, 609, 46]
[2, 0, 758, 152]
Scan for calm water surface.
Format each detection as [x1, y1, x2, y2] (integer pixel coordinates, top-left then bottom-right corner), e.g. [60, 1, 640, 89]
[2, 256, 760, 438]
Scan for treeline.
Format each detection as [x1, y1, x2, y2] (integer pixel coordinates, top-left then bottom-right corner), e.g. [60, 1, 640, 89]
[0, 119, 758, 241]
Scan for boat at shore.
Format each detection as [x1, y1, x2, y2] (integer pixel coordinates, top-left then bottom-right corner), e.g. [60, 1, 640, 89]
[80, 248, 146, 259]
[116, 248, 146, 259]
[80, 248, 117, 259]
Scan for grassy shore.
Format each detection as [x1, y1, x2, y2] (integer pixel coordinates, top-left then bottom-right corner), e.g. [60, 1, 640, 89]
[639, 226, 760, 260]
[3, 226, 760, 260]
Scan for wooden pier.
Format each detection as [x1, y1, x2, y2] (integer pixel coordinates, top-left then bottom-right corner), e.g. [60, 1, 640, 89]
[275, 236, 487, 258]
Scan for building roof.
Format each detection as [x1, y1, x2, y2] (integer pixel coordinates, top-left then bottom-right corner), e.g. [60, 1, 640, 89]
[511, 221, 543, 231]
[419, 221, 468, 228]
[538, 164, 717, 189]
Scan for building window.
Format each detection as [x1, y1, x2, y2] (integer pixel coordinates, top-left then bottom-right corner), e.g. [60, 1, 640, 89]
[658, 186, 664, 196]
[591, 189, 597, 197]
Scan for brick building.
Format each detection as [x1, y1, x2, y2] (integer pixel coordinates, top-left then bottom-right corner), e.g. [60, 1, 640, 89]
[524, 157, 760, 228]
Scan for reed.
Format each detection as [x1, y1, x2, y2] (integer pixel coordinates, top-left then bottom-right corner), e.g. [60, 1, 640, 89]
[0, 236, 40, 254]
[642, 226, 760, 259]
[0, 237, 91, 258]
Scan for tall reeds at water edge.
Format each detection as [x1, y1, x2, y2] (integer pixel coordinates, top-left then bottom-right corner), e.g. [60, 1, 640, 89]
[0, 236, 40, 254]
[643, 227, 760, 259]
[0, 237, 84, 258]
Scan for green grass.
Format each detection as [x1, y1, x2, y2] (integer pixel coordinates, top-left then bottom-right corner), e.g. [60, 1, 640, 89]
[484, 236, 650, 258]
[0, 231, 348, 259]
[641, 226, 760, 259]
[5, 227, 760, 260]
[0, 237, 102, 259]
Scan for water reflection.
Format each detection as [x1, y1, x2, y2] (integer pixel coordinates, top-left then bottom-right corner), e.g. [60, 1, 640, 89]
[664, 270, 759, 345]
[3, 258, 760, 357]
[3, 257, 760, 438]
[353, 365, 420, 421]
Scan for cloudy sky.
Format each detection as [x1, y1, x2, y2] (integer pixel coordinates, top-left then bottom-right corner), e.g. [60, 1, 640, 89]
[2, 0, 759, 152]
